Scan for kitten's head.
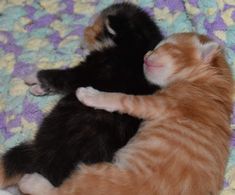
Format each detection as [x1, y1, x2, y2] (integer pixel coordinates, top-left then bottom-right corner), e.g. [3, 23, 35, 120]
[81, 3, 162, 51]
[143, 33, 228, 87]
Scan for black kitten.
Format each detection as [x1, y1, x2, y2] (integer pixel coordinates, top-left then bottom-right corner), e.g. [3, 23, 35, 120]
[1, 3, 163, 187]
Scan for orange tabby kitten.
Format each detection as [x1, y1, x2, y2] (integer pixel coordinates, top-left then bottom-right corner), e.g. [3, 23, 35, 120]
[18, 33, 233, 195]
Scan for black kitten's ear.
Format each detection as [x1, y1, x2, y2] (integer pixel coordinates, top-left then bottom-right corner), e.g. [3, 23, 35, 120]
[106, 15, 129, 35]
[105, 16, 116, 35]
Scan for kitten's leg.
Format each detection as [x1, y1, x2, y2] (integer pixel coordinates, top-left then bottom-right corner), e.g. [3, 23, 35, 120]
[24, 64, 100, 96]
[76, 87, 167, 120]
[24, 58, 123, 96]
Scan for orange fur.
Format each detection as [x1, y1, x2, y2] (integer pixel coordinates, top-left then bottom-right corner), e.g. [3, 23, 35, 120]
[83, 16, 103, 50]
[18, 33, 233, 195]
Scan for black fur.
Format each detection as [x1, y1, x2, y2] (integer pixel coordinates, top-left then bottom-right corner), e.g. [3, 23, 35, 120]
[2, 3, 163, 186]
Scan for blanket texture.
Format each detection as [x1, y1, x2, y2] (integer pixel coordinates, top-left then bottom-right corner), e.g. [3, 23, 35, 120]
[0, 0, 235, 194]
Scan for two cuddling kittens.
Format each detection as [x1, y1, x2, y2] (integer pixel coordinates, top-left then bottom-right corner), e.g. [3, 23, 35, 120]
[19, 33, 233, 195]
[1, 2, 233, 195]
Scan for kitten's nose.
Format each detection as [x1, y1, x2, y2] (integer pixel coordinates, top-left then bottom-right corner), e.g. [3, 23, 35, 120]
[144, 52, 160, 68]
[144, 51, 153, 60]
[144, 51, 156, 63]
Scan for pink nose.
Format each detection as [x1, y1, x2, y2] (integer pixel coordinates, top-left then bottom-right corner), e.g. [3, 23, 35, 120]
[144, 53, 164, 69]
[144, 53, 157, 67]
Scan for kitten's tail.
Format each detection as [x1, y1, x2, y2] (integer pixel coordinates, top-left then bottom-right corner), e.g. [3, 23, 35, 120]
[0, 142, 35, 187]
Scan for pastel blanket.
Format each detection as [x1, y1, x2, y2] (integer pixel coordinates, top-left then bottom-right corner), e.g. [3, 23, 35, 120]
[0, 0, 235, 194]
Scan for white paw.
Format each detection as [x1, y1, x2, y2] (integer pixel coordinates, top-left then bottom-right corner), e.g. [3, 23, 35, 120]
[76, 87, 118, 112]
[24, 73, 47, 96]
[18, 173, 53, 195]
[29, 85, 47, 96]
[24, 73, 39, 86]
[76, 87, 101, 108]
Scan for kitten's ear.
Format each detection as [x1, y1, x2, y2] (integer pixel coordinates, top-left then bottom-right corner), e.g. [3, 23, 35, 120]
[105, 16, 116, 35]
[199, 41, 220, 63]
[105, 15, 128, 35]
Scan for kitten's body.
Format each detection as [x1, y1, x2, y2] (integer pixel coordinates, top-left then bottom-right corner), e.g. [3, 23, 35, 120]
[19, 33, 233, 195]
[0, 3, 162, 187]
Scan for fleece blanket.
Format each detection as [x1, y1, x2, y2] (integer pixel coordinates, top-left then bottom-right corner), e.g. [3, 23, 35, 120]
[0, 0, 235, 194]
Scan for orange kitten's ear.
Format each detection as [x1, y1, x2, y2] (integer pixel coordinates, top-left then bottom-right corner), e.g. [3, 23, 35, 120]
[199, 41, 220, 63]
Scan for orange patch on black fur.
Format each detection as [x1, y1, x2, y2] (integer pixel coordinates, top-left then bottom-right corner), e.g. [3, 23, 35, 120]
[84, 17, 104, 49]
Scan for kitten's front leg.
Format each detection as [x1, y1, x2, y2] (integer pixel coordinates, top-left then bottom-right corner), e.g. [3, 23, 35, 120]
[76, 87, 158, 120]
[18, 173, 57, 195]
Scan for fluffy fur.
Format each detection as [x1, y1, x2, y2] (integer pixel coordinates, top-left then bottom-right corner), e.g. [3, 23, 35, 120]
[0, 2, 162, 188]
[19, 33, 233, 195]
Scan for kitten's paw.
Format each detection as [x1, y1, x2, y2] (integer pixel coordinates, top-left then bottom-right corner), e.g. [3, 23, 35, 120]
[19, 173, 53, 195]
[76, 87, 117, 112]
[24, 73, 39, 86]
[24, 73, 49, 96]
[76, 87, 101, 108]
[29, 85, 47, 96]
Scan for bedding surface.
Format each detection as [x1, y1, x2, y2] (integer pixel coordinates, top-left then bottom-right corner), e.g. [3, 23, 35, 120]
[0, 0, 235, 194]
